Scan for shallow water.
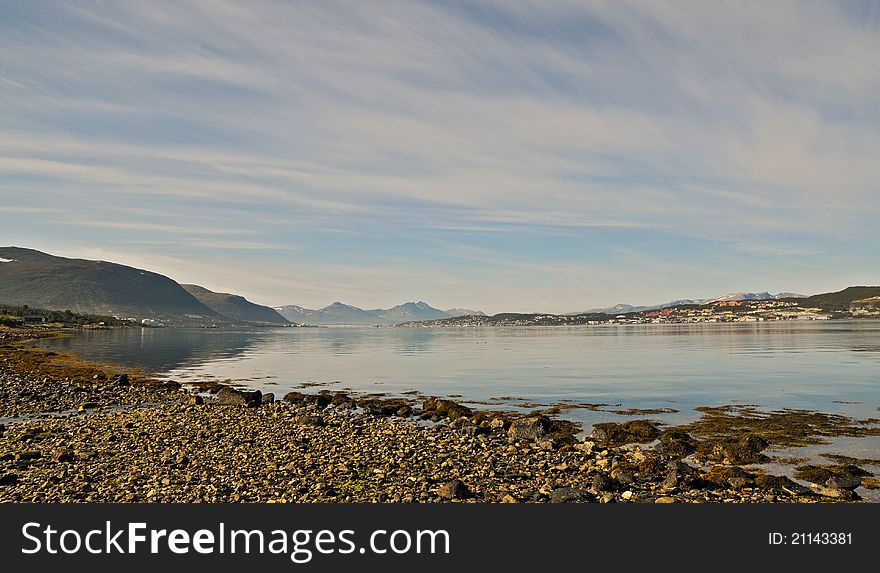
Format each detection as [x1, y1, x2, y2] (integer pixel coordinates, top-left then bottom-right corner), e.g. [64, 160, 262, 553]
[35, 320, 880, 497]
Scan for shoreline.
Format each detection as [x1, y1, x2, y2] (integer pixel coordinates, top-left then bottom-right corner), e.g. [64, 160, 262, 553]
[1, 327, 878, 503]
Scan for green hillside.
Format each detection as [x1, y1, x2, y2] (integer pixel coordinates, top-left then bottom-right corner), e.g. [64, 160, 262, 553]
[0, 246, 219, 318]
[181, 284, 290, 325]
[801, 286, 880, 311]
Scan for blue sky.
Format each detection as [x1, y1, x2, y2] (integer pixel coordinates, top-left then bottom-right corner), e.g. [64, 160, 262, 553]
[2, 1, 879, 313]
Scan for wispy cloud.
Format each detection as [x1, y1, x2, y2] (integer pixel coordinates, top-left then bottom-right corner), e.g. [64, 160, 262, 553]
[1, 1, 878, 311]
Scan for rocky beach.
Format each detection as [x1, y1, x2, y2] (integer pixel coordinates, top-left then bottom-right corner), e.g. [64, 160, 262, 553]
[2, 327, 879, 503]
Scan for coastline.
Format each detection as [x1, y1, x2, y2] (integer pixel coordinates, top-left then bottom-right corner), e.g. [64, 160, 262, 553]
[1, 327, 877, 503]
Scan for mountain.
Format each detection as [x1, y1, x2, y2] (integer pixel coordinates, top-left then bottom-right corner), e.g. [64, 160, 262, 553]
[275, 301, 485, 325]
[318, 302, 386, 325]
[445, 308, 487, 318]
[273, 304, 322, 324]
[181, 284, 290, 325]
[578, 292, 806, 315]
[802, 286, 880, 311]
[276, 302, 382, 325]
[0, 246, 219, 318]
[373, 301, 450, 322]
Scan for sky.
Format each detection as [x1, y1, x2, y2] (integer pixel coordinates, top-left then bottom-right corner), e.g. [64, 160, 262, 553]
[1, 1, 879, 314]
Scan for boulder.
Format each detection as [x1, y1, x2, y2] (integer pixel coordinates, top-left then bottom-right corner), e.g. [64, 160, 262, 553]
[591, 420, 661, 447]
[283, 392, 330, 408]
[656, 429, 697, 458]
[111, 373, 130, 387]
[358, 398, 412, 417]
[261, 393, 275, 405]
[700, 434, 769, 464]
[507, 415, 550, 441]
[217, 386, 262, 408]
[331, 393, 355, 407]
[422, 398, 472, 420]
[825, 475, 862, 491]
[663, 460, 697, 490]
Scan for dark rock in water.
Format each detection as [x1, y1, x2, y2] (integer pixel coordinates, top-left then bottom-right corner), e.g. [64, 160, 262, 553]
[422, 397, 473, 420]
[111, 373, 130, 387]
[592, 473, 613, 492]
[261, 393, 275, 405]
[188, 395, 204, 406]
[656, 429, 697, 458]
[396, 405, 412, 417]
[217, 386, 262, 408]
[508, 415, 550, 441]
[283, 392, 330, 408]
[295, 415, 325, 427]
[592, 420, 661, 447]
[825, 475, 862, 491]
[0, 473, 18, 486]
[283, 391, 307, 404]
[358, 398, 411, 417]
[436, 479, 471, 500]
[549, 487, 592, 503]
[309, 393, 331, 408]
[331, 393, 354, 408]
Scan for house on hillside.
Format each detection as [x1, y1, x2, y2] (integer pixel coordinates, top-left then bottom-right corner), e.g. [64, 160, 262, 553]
[22, 315, 46, 323]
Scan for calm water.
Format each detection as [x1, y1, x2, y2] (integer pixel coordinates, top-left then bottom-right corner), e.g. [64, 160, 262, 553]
[34, 321, 880, 428]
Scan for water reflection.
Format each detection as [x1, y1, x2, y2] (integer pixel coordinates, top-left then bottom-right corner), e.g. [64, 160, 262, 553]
[33, 328, 263, 373]
[34, 322, 880, 427]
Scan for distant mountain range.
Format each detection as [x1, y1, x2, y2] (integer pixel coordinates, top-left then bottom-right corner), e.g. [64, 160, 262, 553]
[0, 246, 483, 326]
[577, 292, 807, 315]
[3, 246, 876, 326]
[275, 301, 485, 325]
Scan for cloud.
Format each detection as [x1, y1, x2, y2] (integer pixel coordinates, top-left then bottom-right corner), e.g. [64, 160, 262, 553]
[1, 1, 878, 310]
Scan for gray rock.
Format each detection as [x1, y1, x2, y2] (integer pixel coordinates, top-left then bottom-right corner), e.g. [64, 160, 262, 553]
[549, 487, 592, 503]
[825, 475, 862, 491]
[261, 393, 275, 405]
[663, 460, 696, 490]
[507, 415, 550, 441]
[217, 386, 262, 407]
